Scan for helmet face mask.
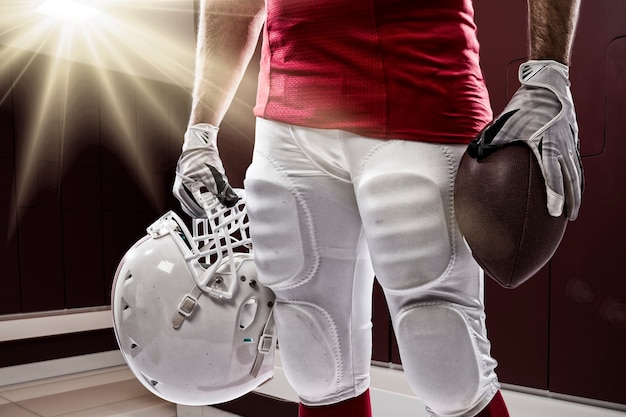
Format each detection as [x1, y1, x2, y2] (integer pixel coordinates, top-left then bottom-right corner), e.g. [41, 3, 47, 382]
[112, 191, 275, 406]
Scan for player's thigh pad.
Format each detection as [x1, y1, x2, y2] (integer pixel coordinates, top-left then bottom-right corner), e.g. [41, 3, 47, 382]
[244, 153, 316, 290]
[353, 141, 458, 291]
[351, 140, 499, 415]
[244, 150, 338, 400]
[244, 124, 373, 405]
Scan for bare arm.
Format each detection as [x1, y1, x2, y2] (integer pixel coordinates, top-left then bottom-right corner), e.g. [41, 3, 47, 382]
[189, 0, 266, 126]
[528, 0, 581, 65]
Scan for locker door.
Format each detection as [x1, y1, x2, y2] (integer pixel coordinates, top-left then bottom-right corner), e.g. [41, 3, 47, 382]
[475, 0, 626, 405]
[12, 52, 65, 313]
[0, 47, 21, 315]
[61, 62, 105, 308]
[101, 71, 140, 304]
[548, 33, 626, 406]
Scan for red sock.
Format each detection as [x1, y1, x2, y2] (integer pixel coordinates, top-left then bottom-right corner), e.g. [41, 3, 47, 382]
[298, 389, 372, 417]
[476, 391, 510, 417]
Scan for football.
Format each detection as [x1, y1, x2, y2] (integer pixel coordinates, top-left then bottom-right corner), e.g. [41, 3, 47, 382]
[454, 143, 568, 288]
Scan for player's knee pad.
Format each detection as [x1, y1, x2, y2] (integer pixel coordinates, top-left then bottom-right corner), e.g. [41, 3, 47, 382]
[357, 170, 453, 291]
[244, 152, 317, 290]
[273, 301, 343, 403]
[394, 303, 493, 416]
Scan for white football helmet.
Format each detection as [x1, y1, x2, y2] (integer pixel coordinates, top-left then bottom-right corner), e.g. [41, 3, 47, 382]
[111, 189, 276, 406]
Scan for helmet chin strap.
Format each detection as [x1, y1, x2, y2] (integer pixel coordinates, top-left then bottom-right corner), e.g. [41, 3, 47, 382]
[171, 284, 205, 330]
[251, 308, 276, 377]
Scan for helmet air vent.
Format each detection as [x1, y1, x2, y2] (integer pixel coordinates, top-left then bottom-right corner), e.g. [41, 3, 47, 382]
[239, 298, 258, 330]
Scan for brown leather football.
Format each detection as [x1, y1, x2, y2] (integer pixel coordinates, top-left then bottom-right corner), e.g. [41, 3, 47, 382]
[454, 143, 568, 288]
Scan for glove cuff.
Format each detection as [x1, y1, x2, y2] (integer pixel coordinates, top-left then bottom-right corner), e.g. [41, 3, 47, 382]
[182, 123, 219, 151]
[520, 60, 569, 83]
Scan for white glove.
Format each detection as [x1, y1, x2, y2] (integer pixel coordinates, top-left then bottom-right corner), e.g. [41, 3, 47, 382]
[468, 60, 584, 220]
[173, 124, 239, 218]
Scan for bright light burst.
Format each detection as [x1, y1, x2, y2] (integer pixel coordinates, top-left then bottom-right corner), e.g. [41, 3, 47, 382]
[36, 0, 102, 23]
[0, 1, 200, 229]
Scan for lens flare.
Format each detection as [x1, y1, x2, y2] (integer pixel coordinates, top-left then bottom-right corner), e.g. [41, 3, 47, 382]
[36, 0, 101, 23]
[0, 1, 204, 237]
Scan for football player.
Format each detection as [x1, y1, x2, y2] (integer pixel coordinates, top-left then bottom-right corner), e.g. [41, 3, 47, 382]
[173, 0, 583, 415]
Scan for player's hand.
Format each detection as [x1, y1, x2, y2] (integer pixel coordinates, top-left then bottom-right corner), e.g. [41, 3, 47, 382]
[173, 124, 239, 218]
[468, 60, 584, 221]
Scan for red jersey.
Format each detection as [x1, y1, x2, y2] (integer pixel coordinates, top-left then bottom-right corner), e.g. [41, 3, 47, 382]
[254, 0, 492, 144]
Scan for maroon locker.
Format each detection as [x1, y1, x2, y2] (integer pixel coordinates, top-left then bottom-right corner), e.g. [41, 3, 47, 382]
[548, 28, 626, 405]
[0, 49, 21, 315]
[61, 62, 105, 308]
[484, 269, 551, 389]
[101, 71, 141, 305]
[475, 0, 626, 405]
[12, 52, 65, 313]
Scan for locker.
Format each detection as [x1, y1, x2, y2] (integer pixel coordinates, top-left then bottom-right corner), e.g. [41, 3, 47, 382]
[61, 62, 105, 308]
[12, 53, 65, 313]
[475, 0, 626, 405]
[0, 52, 20, 315]
[0, 159, 20, 315]
[548, 34, 626, 405]
[100, 71, 141, 304]
[484, 269, 550, 389]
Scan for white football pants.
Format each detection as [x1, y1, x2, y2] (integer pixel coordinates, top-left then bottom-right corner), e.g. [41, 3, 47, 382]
[244, 118, 500, 417]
